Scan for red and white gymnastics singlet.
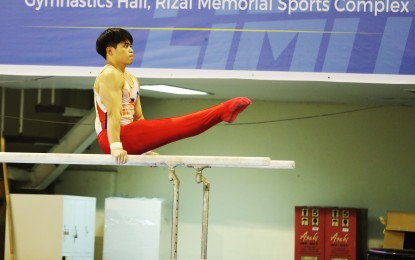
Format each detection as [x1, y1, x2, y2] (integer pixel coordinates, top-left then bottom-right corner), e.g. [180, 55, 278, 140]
[94, 66, 139, 135]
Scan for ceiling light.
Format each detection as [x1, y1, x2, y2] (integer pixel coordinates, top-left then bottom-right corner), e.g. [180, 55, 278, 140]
[140, 85, 209, 95]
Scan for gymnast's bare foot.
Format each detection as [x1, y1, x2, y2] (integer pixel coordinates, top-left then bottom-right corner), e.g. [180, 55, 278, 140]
[222, 97, 252, 123]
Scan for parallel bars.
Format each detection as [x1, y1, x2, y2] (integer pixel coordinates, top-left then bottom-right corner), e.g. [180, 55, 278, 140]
[0, 152, 295, 260]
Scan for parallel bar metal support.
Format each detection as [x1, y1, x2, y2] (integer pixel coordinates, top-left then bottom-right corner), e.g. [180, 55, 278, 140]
[194, 165, 211, 260]
[168, 165, 180, 260]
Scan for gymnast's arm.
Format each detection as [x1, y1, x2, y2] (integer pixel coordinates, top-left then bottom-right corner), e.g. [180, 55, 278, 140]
[97, 70, 128, 164]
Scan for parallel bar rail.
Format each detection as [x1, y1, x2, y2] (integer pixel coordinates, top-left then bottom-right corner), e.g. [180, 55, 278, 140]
[0, 152, 295, 169]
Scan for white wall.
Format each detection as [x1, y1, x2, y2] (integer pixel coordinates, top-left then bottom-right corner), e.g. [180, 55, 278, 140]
[56, 98, 415, 259]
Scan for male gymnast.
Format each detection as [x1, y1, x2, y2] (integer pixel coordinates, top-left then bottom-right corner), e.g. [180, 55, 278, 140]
[94, 28, 251, 164]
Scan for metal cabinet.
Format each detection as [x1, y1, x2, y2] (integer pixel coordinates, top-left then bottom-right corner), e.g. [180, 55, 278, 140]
[103, 197, 170, 260]
[4, 194, 96, 260]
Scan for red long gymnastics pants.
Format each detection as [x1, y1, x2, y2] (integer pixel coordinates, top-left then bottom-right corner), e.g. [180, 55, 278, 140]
[97, 97, 251, 155]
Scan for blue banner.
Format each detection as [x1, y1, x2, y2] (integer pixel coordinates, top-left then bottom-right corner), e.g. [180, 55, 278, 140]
[0, 0, 414, 74]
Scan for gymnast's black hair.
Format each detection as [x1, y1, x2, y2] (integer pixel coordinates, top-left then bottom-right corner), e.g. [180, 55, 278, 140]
[96, 28, 133, 59]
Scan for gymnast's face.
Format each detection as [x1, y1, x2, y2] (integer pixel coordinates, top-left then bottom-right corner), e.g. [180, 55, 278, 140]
[108, 40, 134, 65]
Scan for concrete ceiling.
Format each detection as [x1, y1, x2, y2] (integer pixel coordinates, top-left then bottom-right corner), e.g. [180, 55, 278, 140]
[1, 70, 415, 106]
